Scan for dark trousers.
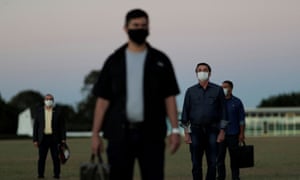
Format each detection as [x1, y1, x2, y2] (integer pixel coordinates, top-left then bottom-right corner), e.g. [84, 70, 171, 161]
[217, 135, 240, 180]
[189, 125, 219, 180]
[106, 128, 165, 180]
[38, 135, 60, 177]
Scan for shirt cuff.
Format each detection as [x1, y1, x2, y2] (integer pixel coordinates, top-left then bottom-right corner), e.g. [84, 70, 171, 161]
[179, 121, 191, 133]
[240, 121, 246, 126]
[220, 120, 228, 129]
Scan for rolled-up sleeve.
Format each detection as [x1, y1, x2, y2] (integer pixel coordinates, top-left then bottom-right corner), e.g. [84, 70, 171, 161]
[219, 87, 228, 129]
[180, 88, 190, 126]
[239, 100, 246, 126]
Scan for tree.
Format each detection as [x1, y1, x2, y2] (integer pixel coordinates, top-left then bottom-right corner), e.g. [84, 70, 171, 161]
[258, 92, 300, 107]
[0, 94, 18, 134]
[8, 90, 44, 115]
[58, 104, 76, 131]
[74, 70, 100, 131]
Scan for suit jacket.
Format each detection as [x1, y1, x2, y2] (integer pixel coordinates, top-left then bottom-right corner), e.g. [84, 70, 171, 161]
[33, 106, 66, 144]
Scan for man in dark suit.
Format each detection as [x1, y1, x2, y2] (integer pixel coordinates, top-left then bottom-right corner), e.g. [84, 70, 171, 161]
[33, 94, 66, 179]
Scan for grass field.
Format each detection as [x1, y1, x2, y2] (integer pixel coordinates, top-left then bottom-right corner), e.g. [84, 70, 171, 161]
[0, 136, 300, 180]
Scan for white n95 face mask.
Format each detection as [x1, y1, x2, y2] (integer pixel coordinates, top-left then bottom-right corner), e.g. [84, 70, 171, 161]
[44, 100, 54, 107]
[197, 72, 209, 81]
[223, 88, 228, 96]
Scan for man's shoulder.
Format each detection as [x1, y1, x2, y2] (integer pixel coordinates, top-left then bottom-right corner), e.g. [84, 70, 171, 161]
[144, 44, 173, 68]
[186, 84, 200, 91]
[191, 83, 200, 88]
[148, 45, 167, 56]
[34, 106, 44, 119]
[107, 44, 127, 60]
[101, 44, 127, 68]
[36, 106, 44, 112]
[231, 95, 245, 107]
[232, 95, 243, 103]
[208, 82, 222, 88]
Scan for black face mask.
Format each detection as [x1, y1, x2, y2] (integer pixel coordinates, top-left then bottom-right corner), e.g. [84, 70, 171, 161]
[128, 29, 149, 45]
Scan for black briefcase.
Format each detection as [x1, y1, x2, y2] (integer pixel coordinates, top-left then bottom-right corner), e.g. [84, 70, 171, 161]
[80, 153, 109, 180]
[236, 141, 254, 168]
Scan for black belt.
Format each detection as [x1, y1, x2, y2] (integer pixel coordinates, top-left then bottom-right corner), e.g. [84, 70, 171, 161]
[191, 123, 218, 128]
[127, 122, 144, 129]
[43, 133, 53, 136]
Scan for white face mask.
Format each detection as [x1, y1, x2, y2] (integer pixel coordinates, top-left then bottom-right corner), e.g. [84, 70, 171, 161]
[44, 100, 54, 107]
[197, 72, 209, 81]
[223, 88, 228, 96]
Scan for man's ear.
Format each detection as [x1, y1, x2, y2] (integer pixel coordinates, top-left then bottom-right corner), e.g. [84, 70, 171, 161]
[123, 26, 128, 33]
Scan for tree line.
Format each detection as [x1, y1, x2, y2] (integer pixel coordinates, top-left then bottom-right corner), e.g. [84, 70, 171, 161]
[1, 69, 300, 135]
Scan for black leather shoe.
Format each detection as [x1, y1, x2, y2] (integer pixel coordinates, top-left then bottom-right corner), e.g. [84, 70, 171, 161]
[53, 175, 60, 179]
[37, 176, 44, 179]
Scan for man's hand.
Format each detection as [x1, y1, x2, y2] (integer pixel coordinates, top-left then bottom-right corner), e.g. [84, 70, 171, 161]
[33, 141, 38, 148]
[169, 133, 181, 154]
[91, 134, 103, 155]
[184, 132, 192, 144]
[239, 133, 245, 143]
[217, 129, 225, 143]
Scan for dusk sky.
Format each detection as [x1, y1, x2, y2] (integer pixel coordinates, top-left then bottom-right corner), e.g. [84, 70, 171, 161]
[1, 0, 300, 109]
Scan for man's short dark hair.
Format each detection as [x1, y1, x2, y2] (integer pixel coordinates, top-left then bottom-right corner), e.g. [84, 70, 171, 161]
[125, 8, 149, 27]
[195, 62, 211, 72]
[44, 93, 54, 99]
[223, 80, 234, 89]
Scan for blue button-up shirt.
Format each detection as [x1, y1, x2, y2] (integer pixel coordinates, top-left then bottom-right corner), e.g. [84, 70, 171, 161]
[181, 82, 228, 129]
[225, 95, 245, 135]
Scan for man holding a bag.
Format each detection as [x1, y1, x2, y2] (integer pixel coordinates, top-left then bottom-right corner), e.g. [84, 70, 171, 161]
[91, 8, 181, 180]
[217, 80, 246, 180]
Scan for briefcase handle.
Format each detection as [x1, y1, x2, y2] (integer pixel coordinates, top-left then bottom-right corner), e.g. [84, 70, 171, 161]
[90, 152, 104, 164]
[239, 141, 247, 146]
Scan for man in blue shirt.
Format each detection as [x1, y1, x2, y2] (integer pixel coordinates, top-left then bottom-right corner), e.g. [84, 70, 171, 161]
[217, 80, 246, 180]
[181, 63, 228, 180]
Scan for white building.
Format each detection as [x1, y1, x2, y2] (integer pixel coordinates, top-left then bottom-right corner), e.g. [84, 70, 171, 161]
[245, 107, 300, 136]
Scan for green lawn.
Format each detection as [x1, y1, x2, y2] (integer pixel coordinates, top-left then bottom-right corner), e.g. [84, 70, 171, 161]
[0, 136, 300, 180]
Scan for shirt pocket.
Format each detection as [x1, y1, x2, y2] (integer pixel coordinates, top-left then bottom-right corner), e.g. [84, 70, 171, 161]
[206, 96, 217, 105]
[191, 95, 202, 106]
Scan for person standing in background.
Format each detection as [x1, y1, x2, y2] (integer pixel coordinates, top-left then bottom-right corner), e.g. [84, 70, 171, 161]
[91, 8, 181, 180]
[33, 94, 66, 179]
[217, 80, 246, 180]
[181, 62, 228, 180]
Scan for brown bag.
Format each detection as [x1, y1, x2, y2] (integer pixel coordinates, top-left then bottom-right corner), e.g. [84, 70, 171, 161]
[58, 143, 70, 164]
[80, 153, 109, 180]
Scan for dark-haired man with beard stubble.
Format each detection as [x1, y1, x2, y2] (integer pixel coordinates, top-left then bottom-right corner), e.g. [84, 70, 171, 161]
[91, 9, 181, 180]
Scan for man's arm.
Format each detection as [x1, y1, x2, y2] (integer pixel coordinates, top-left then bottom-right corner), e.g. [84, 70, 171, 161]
[59, 107, 67, 143]
[217, 87, 228, 143]
[165, 96, 180, 154]
[33, 109, 39, 147]
[238, 100, 246, 142]
[180, 90, 192, 144]
[91, 97, 110, 154]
